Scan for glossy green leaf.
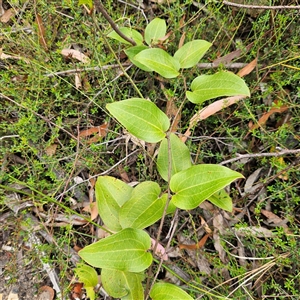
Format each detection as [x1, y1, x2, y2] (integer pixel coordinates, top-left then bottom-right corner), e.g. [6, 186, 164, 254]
[107, 98, 170, 143]
[101, 268, 144, 300]
[157, 133, 192, 181]
[170, 164, 243, 210]
[144, 18, 167, 46]
[125, 45, 152, 71]
[96, 176, 133, 232]
[107, 27, 143, 45]
[186, 71, 250, 104]
[174, 40, 211, 69]
[208, 189, 233, 212]
[120, 182, 168, 229]
[79, 228, 152, 272]
[150, 282, 193, 300]
[74, 263, 98, 300]
[134, 49, 180, 78]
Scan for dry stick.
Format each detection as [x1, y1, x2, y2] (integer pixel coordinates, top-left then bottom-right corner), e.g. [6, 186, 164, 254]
[223, 1, 300, 10]
[219, 149, 300, 165]
[94, 0, 136, 46]
[44, 63, 131, 77]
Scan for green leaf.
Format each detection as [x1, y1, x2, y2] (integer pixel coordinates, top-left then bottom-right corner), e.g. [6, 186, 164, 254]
[119, 182, 168, 229]
[186, 71, 250, 104]
[144, 18, 167, 46]
[134, 49, 180, 78]
[125, 45, 152, 71]
[157, 133, 192, 181]
[79, 228, 152, 272]
[208, 189, 233, 212]
[78, 0, 93, 9]
[150, 282, 193, 300]
[107, 98, 170, 143]
[107, 27, 143, 45]
[74, 263, 98, 300]
[101, 268, 144, 300]
[174, 40, 211, 69]
[170, 164, 243, 210]
[96, 176, 133, 232]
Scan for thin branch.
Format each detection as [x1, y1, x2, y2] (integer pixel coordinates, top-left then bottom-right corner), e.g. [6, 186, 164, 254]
[94, 0, 136, 46]
[223, 1, 300, 10]
[220, 149, 300, 165]
[44, 63, 130, 77]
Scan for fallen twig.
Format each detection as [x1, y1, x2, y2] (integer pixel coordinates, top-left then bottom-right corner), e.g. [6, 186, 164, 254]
[220, 149, 300, 165]
[223, 1, 300, 10]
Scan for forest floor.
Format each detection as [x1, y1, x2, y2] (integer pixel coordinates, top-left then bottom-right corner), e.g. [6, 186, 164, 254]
[1, 0, 300, 299]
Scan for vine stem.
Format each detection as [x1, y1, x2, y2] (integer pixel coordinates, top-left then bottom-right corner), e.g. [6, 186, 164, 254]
[93, 0, 136, 46]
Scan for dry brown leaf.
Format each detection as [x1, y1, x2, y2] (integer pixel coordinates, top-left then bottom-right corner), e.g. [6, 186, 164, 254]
[36, 14, 48, 51]
[0, 8, 16, 23]
[178, 31, 186, 49]
[181, 95, 246, 142]
[200, 216, 213, 234]
[75, 73, 82, 89]
[79, 123, 108, 144]
[79, 123, 108, 138]
[234, 226, 275, 238]
[179, 233, 210, 250]
[0, 49, 29, 63]
[83, 202, 98, 221]
[237, 58, 257, 77]
[248, 101, 289, 133]
[61, 49, 90, 64]
[7, 293, 18, 300]
[213, 43, 253, 66]
[38, 286, 55, 300]
[45, 144, 58, 156]
[213, 213, 227, 263]
[151, 238, 168, 260]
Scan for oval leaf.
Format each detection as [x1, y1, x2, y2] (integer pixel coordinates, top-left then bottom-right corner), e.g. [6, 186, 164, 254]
[170, 164, 243, 210]
[174, 40, 211, 69]
[119, 182, 168, 229]
[157, 133, 192, 181]
[125, 45, 152, 71]
[150, 282, 193, 300]
[101, 268, 144, 300]
[134, 49, 180, 78]
[107, 98, 170, 143]
[74, 263, 98, 300]
[96, 176, 133, 232]
[144, 18, 167, 46]
[186, 71, 250, 104]
[79, 228, 152, 272]
[107, 27, 143, 45]
[208, 189, 233, 212]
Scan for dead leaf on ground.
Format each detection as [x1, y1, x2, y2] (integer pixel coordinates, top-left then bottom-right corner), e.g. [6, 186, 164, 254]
[237, 58, 257, 77]
[0, 48, 29, 63]
[36, 14, 48, 51]
[248, 101, 289, 131]
[79, 123, 108, 144]
[179, 233, 210, 250]
[213, 213, 228, 263]
[38, 286, 55, 300]
[0, 8, 16, 23]
[234, 226, 274, 238]
[212, 42, 253, 66]
[151, 238, 168, 260]
[182, 95, 247, 142]
[83, 202, 98, 221]
[61, 49, 90, 64]
[45, 144, 58, 157]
